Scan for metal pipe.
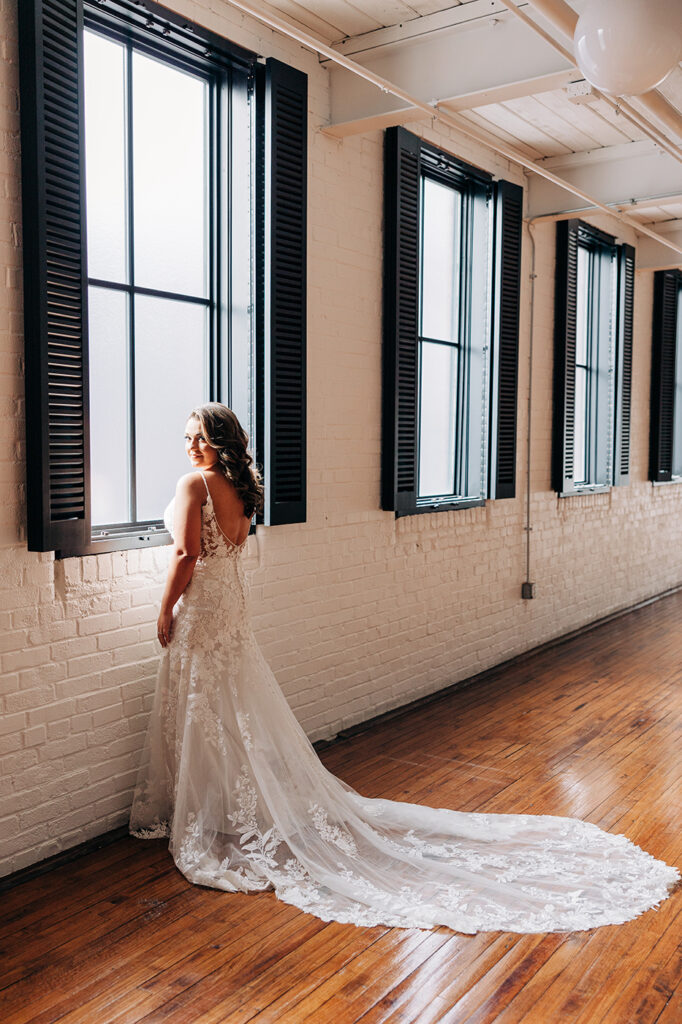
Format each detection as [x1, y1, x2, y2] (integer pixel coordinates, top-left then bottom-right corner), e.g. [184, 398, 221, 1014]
[222, 0, 682, 259]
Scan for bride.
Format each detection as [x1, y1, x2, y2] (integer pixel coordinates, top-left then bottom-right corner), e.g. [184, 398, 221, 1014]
[130, 403, 679, 933]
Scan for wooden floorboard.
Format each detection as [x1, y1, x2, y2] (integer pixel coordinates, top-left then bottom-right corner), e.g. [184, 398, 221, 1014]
[2, 590, 682, 1024]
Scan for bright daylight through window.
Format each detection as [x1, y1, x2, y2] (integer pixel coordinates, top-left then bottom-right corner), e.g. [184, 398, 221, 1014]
[83, 27, 253, 536]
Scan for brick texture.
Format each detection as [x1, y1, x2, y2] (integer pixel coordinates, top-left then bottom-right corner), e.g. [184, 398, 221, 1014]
[1, 0, 681, 877]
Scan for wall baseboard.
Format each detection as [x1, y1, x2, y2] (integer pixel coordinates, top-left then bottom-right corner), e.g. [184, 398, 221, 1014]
[0, 826, 130, 894]
[3, 580, 680, 892]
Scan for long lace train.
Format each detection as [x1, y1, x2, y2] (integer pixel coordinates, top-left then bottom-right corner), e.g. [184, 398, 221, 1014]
[130, 480, 679, 933]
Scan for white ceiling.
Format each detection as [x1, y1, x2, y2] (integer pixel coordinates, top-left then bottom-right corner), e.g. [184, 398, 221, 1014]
[258, 0, 682, 268]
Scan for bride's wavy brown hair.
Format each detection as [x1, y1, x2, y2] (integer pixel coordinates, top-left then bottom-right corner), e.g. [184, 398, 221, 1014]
[188, 403, 264, 518]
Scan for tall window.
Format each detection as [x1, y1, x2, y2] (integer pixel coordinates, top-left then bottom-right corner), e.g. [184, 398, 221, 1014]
[417, 174, 491, 504]
[83, 28, 252, 533]
[19, 0, 307, 556]
[650, 269, 682, 482]
[553, 221, 634, 495]
[383, 128, 522, 515]
[572, 235, 616, 487]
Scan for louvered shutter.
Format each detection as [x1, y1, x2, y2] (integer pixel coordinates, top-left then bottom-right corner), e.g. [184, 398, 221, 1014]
[490, 179, 523, 500]
[552, 220, 580, 494]
[382, 127, 420, 513]
[19, 0, 90, 552]
[614, 244, 635, 486]
[261, 58, 307, 526]
[650, 270, 681, 482]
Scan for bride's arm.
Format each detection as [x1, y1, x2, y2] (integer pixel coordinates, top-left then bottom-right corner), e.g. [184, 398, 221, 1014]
[157, 474, 203, 647]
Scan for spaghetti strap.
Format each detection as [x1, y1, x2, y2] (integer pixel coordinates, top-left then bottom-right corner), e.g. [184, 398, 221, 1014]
[198, 470, 211, 500]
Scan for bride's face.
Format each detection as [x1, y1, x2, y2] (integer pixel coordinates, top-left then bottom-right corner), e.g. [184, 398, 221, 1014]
[185, 418, 219, 470]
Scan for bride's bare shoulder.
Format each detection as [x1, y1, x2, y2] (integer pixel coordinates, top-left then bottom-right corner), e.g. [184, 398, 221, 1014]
[175, 472, 208, 502]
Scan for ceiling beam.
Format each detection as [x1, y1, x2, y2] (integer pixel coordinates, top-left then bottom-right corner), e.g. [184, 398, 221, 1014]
[637, 222, 682, 271]
[324, 69, 580, 138]
[328, 11, 574, 129]
[326, 0, 532, 58]
[527, 142, 682, 219]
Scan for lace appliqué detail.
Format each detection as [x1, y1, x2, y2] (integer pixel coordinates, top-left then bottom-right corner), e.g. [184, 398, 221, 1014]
[237, 712, 254, 751]
[309, 803, 358, 857]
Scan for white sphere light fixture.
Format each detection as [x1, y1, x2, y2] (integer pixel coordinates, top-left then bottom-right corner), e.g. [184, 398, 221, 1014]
[574, 0, 682, 96]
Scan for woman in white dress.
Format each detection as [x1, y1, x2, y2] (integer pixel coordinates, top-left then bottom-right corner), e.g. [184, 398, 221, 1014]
[130, 403, 679, 933]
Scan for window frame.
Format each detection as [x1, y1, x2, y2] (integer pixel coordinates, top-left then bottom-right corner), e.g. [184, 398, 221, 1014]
[416, 168, 489, 509]
[83, 17, 231, 543]
[553, 219, 634, 497]
[382, 127, 523, 517]
[18, 0, 308, 557]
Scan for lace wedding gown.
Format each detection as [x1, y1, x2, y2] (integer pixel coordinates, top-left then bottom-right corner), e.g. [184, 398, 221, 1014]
[130, 474, 679, 933]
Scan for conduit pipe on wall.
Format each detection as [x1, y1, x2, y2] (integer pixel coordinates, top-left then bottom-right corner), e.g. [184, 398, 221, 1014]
[223, 0, 682, 261]
[520, 0, 682, 141]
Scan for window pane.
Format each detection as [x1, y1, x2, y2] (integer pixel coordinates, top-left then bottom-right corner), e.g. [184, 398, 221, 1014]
[421, 178, 461, 343]
[89, 288, 130, 525]
[576, 246, 589, 366]
[418, 341, 457, 497]
[574, 365, 588, 485]
[84, 32, 127, 283]
[134, 296, 208, 521]
[132, 53, 208, 297]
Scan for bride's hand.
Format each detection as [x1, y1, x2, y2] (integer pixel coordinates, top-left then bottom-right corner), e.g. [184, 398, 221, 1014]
[157, 609, 173, 648]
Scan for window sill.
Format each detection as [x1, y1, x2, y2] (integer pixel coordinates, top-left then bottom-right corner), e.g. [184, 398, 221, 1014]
[652, 477, 682, 487]
[396, 497, 486, 517]
[557, 485, 611, 498]
[57, 529, 171, 560]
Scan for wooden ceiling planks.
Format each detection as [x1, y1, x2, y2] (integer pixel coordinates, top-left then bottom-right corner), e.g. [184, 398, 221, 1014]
[533, 89, 634, 149]
[460, 100, 572, 157]
[455, 108, 545, 162]
[500, 94, 602, 154]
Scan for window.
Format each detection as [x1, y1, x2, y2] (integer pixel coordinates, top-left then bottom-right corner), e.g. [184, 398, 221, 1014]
[650, 269, 682, 482]
[553, 221, 634, 495]
[19, 0, 307, 556]
[382, 127, 522, 515]
[83, 26, 248, 534]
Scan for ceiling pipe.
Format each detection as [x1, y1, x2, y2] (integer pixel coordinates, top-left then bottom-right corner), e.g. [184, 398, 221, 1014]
[521, 0, 682, 140]
[221, 0, 682, 261]
[638, 88, 682, 141]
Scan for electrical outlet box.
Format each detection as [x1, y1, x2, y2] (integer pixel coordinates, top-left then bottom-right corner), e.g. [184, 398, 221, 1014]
[521, 581, 535, 600]
[565, 80, 599, 105]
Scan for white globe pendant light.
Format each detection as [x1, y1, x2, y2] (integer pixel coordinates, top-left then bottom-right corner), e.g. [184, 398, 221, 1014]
[574, 0, 682, 96]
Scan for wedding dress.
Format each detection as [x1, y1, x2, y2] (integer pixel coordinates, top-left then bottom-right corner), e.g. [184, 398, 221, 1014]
[129, 473, 679, 933]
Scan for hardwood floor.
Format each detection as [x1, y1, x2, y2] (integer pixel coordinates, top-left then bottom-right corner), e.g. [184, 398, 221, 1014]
[2, 591, 681, 1024]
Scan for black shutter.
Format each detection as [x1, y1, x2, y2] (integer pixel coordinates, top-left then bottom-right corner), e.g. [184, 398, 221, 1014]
[649, 269, 680, 482]
[552, 220, 580, 494]
[490, 179, 522, 500]
[613, 244, 635, 486]
[19, 0, 90, 552]
[261, 58, 307, 526]
[382, 127, 420, 512]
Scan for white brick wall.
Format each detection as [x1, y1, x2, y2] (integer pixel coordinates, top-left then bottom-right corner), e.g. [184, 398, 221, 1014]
[1, 0, 681, 876]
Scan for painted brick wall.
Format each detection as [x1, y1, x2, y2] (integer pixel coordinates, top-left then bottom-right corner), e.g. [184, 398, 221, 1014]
[1, 0, 681, 876]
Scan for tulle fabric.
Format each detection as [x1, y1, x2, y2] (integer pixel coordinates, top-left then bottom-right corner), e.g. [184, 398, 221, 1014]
[130, 479, 679, 933]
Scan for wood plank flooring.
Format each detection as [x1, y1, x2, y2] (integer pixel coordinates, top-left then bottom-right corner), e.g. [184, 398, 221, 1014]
[2, 591, 682, 1024]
